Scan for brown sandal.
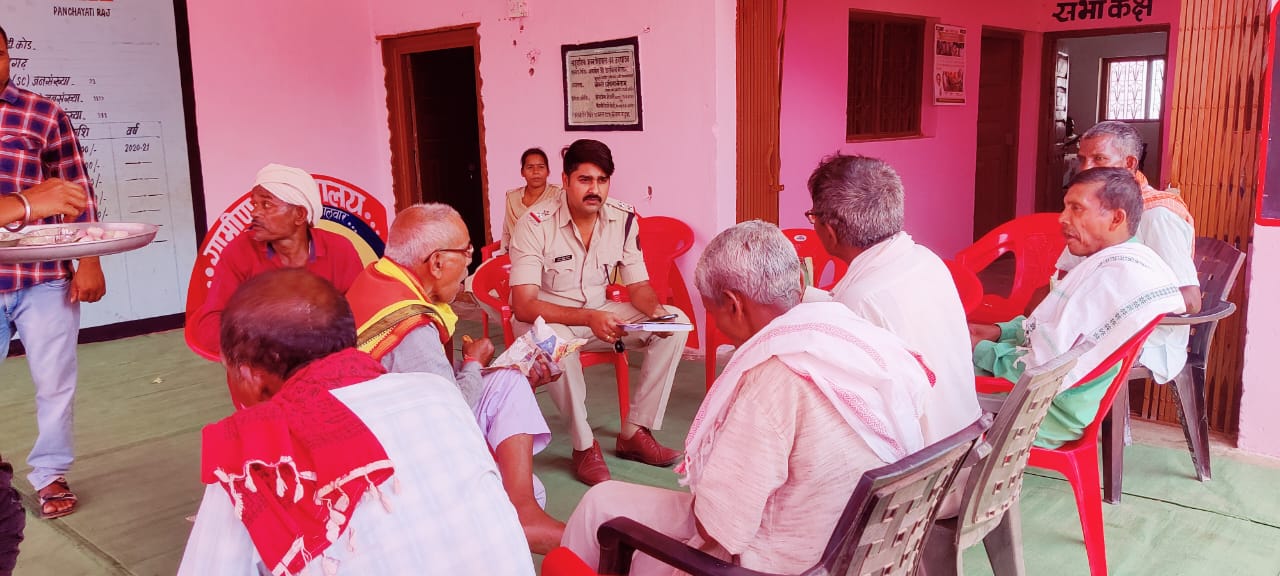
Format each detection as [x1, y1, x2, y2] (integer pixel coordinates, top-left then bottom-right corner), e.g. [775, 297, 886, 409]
[38, 477, 78, 519]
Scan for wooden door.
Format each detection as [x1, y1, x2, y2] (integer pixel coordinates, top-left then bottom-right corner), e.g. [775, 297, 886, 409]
[409, 47, 485, 270]
[736, 0, 782, 223]
[382, 26, 490, 270]
[973, 31, 1022, 240]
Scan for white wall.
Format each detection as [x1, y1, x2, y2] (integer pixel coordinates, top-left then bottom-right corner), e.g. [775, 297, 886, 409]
[1057, 32, 1168, 185]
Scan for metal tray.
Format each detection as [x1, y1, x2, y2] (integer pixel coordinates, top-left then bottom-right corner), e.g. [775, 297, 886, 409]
[0, 222, 159, 264]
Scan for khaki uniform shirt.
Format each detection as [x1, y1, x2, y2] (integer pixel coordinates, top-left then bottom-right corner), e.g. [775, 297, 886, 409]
[501, 184, 564, 252]
[509, 196, 647, 310]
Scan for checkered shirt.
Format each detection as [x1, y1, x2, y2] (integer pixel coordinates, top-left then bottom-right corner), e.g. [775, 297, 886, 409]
[0, 82, 98, 292]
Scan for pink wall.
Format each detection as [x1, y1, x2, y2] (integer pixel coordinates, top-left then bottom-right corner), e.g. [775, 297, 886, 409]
[1240, 226, 1278, 456]
[187, 0, 391, 221]
[780, 0, 1044, 258]
[366, 0, 738, 265]
[185, 0, 734, 348]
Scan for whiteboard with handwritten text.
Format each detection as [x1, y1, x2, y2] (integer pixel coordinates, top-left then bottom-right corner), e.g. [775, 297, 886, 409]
[5, 0, 198, 328]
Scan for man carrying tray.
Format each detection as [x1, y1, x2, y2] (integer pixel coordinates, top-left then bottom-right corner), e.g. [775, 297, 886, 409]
[0, 24, 106, 520]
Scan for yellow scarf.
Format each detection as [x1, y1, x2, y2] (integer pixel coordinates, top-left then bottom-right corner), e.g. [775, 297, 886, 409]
[347, 258, 458, 360]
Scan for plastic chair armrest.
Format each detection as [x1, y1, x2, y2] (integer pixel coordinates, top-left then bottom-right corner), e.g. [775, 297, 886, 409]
[598, 517, 764, 576]
[976, 376, 1015, 395]
[500, 305, 516, 348]
[1159, 301, 1236, 326]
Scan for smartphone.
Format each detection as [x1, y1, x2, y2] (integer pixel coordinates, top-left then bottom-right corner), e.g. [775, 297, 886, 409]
[650, 313, 679, 322]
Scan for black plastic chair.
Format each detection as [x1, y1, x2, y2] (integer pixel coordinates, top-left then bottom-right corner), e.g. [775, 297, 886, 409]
[595, 420, 988, 576]
[1122, 236, 1244, 482]
[921, 344, 1085, 576]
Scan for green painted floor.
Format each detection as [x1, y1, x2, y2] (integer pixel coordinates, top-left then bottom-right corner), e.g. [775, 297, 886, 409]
[2, 324, 1279, 575]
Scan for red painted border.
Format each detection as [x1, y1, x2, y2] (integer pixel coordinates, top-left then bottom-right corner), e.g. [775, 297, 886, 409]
[1256, 4, 1280, 225]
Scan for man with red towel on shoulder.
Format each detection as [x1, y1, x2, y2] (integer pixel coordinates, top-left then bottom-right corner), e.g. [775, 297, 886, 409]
[177, 269, 533, 575]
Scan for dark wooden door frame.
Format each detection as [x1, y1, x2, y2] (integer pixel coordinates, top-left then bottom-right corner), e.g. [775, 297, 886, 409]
[1035, 24, 1171, 213]
[380, 24, 491, 240]
[974, 27, 1024, 240]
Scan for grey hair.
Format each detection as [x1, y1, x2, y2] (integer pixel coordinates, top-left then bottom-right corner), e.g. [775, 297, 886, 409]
[695, 220, 802, 309]
[384, 203, 463, 265]
[806, 154, 904, 249]
[1068, 167, 1144, 236]
[1081, 121, 1143, 161]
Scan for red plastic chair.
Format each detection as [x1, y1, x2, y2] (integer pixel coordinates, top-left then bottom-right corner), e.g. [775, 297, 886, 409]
[542, 547, 599, 576]
[953, 213, 1066, 324]
[473, 240, 504, 339]
[783, 228, 847, 290]
[976, 315, 1163, 576]
[471, 255, 632, 423]
[943, 259, 984, 315]
[634, 216, 699, 345]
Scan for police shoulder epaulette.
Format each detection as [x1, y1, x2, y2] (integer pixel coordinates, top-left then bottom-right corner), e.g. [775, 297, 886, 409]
[526, 207, 555, 224]
[606, 198, 635, 214]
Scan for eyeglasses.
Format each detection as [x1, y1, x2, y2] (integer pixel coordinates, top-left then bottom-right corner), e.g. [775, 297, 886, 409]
[804, 209, 823, 225]
[428, 244, 474, 261]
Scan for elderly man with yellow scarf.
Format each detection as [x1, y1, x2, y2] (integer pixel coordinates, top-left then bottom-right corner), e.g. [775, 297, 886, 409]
[345, 203, 564, 554]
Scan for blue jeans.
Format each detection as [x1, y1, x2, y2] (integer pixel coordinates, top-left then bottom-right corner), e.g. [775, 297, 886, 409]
[0, 279, 79, 490]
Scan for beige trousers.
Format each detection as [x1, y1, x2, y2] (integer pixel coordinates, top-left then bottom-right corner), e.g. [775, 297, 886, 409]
[514, 302, 689, 450]
[562, 480, 696, 576]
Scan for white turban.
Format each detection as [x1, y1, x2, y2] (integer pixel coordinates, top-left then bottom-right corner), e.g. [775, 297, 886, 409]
[253, 163, 322, 226]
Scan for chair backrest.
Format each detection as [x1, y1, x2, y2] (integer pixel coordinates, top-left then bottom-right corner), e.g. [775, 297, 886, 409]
[1073, 316, 1164, 443]
[955, 344, 1086, 547]
[481, 240, 502, 262]
[953, 213, 1065, 322]
[471, 254, 515, 347]
[783, 228, 848, 290]
[636, 215, 694, 300]
[1194, 236, 1246, 305]
[1188, 236, 1245, 361]
[943, 259, 984, 315]
[817, 420, 988, 576]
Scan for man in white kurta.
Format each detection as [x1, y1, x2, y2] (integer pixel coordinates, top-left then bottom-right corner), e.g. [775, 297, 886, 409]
[1055, 121, 1198, 383]
[973, 168, 1185, 448]
[802, 154, 980, 443]
[563, 222, 935, 575]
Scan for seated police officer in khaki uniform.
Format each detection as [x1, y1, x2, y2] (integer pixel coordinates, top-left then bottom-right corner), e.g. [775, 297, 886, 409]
[509, 139, 688, 486]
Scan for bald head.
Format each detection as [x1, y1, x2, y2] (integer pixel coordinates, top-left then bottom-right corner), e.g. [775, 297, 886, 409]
[384, 203, 467, 267]
[220, 268, 356, 379]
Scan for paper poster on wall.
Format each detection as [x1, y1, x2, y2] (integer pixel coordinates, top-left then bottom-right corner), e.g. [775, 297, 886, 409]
[562, 36, 643, 131]
[933, 24, 967, 105]
[7, 0, 200, 329]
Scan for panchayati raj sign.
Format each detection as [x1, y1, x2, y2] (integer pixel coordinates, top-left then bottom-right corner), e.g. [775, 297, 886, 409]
[562, 36, 643, 131]
[1052, 0, 1154, 23]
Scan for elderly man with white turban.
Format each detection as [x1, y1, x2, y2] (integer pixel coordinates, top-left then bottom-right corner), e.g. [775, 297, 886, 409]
[190, 163, 364, 360]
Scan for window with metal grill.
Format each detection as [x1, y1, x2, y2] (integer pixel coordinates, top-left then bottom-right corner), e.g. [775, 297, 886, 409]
[847, 11, 924, 140]
[1100, 56, 1166, 122]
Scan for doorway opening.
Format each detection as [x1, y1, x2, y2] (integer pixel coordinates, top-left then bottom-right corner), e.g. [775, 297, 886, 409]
[973, 28, 1023, 241]
[1036, 27, 1171, 213]
[382, 25, 489, 270]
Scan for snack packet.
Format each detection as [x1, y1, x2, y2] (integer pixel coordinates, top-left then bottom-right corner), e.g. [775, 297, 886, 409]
[484, 316, 587, 379]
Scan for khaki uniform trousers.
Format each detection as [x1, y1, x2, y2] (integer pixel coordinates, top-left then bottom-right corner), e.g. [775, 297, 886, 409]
[514, 301, 688, 450]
